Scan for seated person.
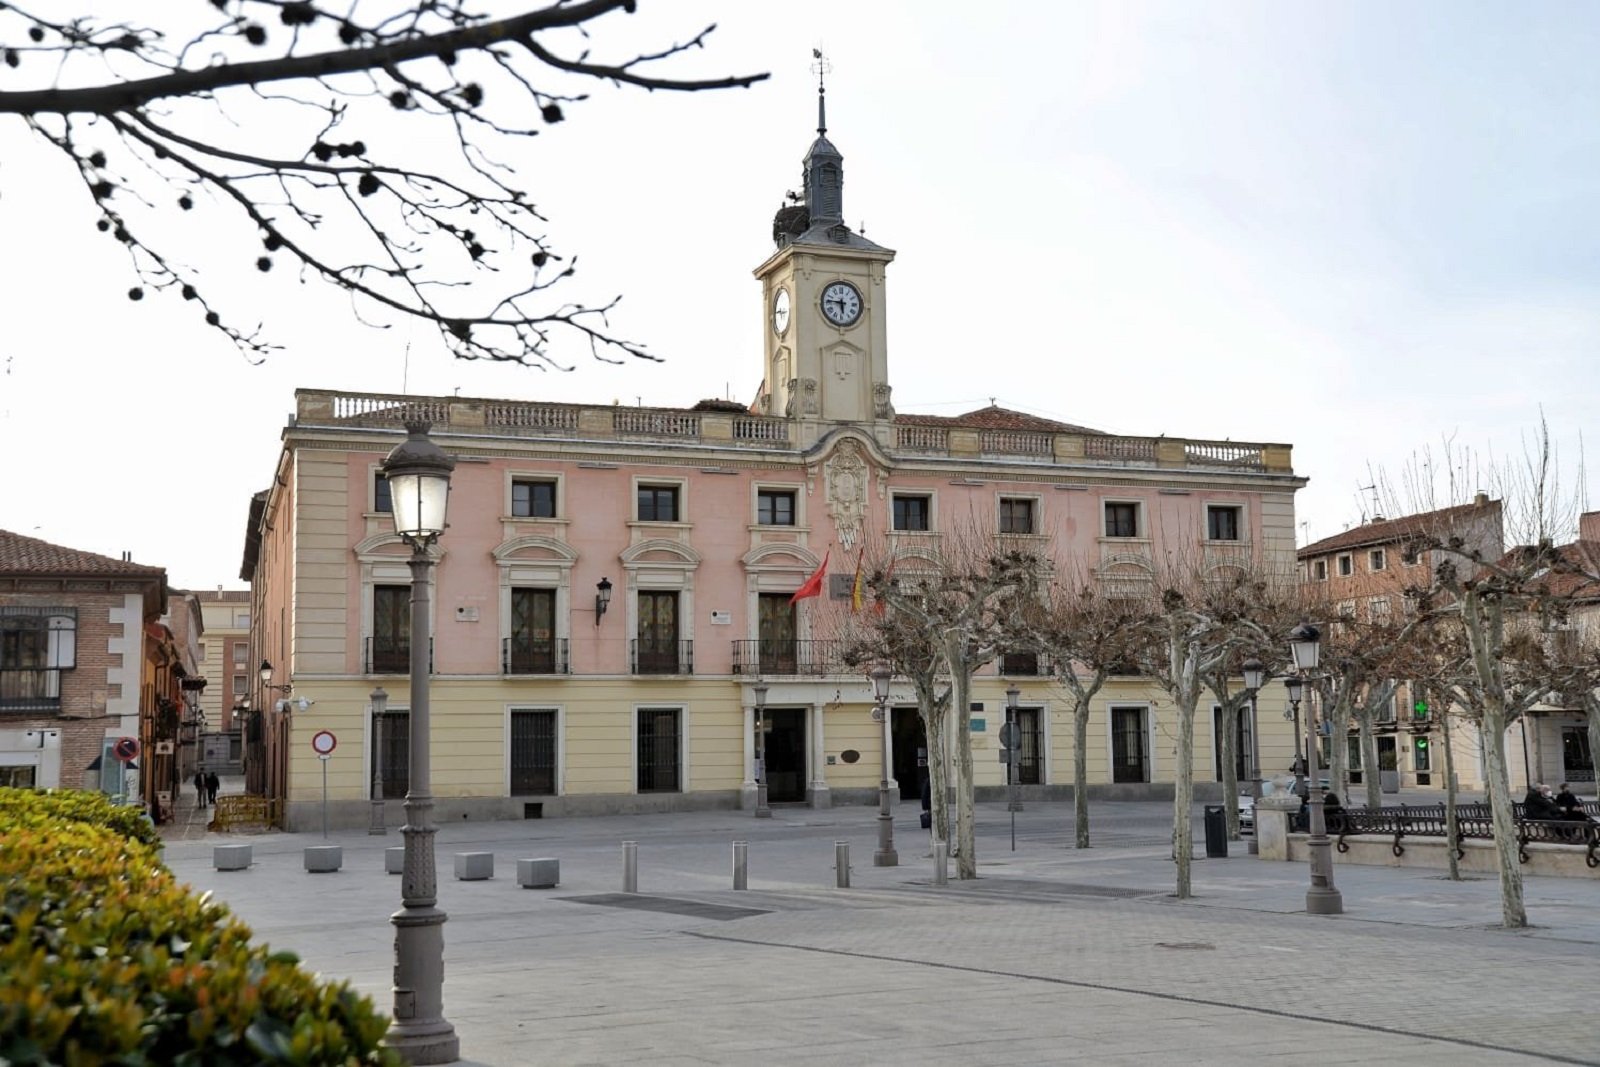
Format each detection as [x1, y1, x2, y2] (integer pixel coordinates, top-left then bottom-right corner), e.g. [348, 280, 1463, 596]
[1523, 784, 1565, 821]
[1321, 790, 1346, 831]
[1553, 783, 1591, 822]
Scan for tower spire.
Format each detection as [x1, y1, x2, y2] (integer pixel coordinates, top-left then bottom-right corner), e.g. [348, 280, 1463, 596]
[811, 48, 830, 135]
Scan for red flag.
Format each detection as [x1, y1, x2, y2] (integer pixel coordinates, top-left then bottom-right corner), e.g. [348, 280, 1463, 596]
[789, 550, 830, 605]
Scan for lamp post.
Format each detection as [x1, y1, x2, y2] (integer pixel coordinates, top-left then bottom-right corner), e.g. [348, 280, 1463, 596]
[1289, 622, 1342, 915]
[369, 686, 388, 836]
[870, 665, 898, 866]
[380, 421, 459, 1063]
[1284, 675, 1305, 800]
[594, 577, 612, 625]
[1004, 684, 1022, 814]
[1241, 657, 1266, 855]
[752, 682, 771, 818]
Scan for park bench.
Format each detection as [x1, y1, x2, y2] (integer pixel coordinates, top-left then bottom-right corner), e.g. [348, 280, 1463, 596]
[1329, 801, 1598, 868]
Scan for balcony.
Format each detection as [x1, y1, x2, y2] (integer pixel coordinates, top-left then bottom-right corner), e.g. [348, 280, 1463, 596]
[998, 652, 1053, 678]
[365, 637, 433, 675]
[502, 638, 570, 675]
[0, 668, 61, 711]
[631, 639, 693, 676]
[730, 639, 853, 677]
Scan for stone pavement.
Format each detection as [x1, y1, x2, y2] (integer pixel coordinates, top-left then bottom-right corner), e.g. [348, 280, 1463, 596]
[161, 798, 1600, 1066]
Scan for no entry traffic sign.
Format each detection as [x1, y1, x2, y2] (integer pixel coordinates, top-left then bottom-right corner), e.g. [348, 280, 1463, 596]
[311, 730, 337, 756]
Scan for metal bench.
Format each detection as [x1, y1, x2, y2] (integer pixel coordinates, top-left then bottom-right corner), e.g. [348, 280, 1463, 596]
[1331, 800, 1598, 868]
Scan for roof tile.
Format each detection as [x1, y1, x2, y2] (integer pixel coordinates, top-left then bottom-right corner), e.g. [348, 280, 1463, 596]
[0, 529, 166, 577]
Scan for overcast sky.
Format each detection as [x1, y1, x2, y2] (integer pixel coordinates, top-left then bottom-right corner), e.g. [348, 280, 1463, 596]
[3, 1, 1597, 590]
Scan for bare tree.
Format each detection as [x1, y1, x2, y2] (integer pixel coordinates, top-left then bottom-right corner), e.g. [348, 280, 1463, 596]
[1012, 569, 1150, 848]
[0, 2, 765, 364]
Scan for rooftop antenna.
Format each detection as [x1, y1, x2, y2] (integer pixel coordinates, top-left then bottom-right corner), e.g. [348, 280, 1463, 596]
[811, 48, 831, 135]
[401, 340, 411, 394]
[1357, 483, 1378, 521]
[1299, 520, 1310, 546]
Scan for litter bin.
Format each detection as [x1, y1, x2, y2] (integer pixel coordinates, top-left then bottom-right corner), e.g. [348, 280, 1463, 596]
[1203, 805, 1228, 858]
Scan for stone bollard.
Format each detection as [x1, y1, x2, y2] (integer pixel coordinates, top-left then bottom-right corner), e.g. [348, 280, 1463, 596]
[835, 841, 850, 888]
[304, 845, 342, 873]
[385, 846, 405, 874]
[933, 840, 948, 886]
[517, 857, 560, 889]
[213, 843, 252, 871]
[733, 841, 748, 891]
[622, 840, 638, 893]
[453, 852, 494, 881]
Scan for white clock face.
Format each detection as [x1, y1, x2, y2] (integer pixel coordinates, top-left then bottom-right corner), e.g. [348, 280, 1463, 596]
[820, 281, 862, 327]
[772, 288, 790, 335]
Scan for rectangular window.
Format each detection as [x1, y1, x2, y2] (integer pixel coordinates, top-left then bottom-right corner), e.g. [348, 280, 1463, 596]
[511, 479, 557, 518]
[234, 611, 251, 628]
[636, 707, 682, 792]
[1369, 597, 1390, 619]
[757, 489, 796, 526]
[370, 709, 409, 799]
[1312, 559, 1328, 582]
[374, 473, 392, 514]
[1337, 554, 1353, 577]
[232, 641, 248, 666]
[636, 591, 680, 674]
[1000, 651, 1040, 676]
[1401, 542, 1421, 566]
[507, 589, 558, 673]
[370, 585, 410, 673]
[1013, 707, 1043, 786]
[637, 484, 680, 522]
[1206, 505, 1242, 542]
[999, 497, 1036, 535]
[509, 709, 557, 795]
[0, 765, 36, 788]
[232, 674, 246, 696]
[1110, 706, 1149, 783]
[1211, 705, 1252, 782]
[893, 494, 932, 532]
[0, 608, 74, 708]
[1369, 548, 1386, 572]
[757, 593, 797, 674]
[1104, 502, 1139, 538]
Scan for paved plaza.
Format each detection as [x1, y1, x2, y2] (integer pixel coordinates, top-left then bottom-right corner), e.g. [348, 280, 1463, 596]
[162, 785, 1600, 1066]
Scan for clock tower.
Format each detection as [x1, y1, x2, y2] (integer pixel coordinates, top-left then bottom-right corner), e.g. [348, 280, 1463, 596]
[754, 66, 895, 448]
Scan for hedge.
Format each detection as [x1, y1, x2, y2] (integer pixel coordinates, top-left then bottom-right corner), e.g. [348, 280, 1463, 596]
[0, 788, 400, 1066]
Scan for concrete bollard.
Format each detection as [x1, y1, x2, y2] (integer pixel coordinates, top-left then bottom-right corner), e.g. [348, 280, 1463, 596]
[385, 846, 405, 874]
[835, 841, 850, 888]
[213, 843, 252, 871]
[304, 845, 342, 873]
[622, 840, 638, 893]
[517, 857, 560, 889]
[733, 841, 748, 890]
[454, 852, 494, 881]
[933, 840, 948, 886]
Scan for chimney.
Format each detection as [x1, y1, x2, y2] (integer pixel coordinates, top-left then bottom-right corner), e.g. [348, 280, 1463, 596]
[1580, 511, 1600, 543]
[1473, 491, 1489, 506]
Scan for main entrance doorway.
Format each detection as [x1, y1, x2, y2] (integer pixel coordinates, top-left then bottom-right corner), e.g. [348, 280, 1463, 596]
[764, 708, 807, 803]
[891, 706, 925, 800]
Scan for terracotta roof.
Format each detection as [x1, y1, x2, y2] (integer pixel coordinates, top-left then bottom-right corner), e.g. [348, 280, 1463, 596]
[1515, 540, 1600, 600]
[895, 405, 1103, 435]
[1298, 500, 1501, 559]
[0, 529, 166, 578]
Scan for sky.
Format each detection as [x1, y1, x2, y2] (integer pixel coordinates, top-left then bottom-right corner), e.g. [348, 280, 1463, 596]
[3, 1, 1598, 590]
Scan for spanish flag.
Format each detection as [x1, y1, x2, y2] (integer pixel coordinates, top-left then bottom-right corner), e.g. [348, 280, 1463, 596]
[789, 550, 830, 605]
[850, 548, 865, 613]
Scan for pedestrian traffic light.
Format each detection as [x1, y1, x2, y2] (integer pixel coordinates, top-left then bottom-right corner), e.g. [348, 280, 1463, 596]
[1413, 699, 1429, 719]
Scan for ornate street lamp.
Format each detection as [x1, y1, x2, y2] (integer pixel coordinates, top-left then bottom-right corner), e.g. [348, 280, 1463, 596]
[1287, 622, 1342, 915]
[869, 665, 897, 866]
[1240, 657, 1266, 855]
[752, 682, 771, 819]
[1284, 674, 1305, 798]
[1005, 684, 1022, 815]
[380, 422, 459, 1063]
[594, 577, 613, 625]
[259, 659, 292, 695]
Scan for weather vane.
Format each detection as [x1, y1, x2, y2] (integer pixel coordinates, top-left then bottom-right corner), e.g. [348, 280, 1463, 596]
[811, 48, 831, 134]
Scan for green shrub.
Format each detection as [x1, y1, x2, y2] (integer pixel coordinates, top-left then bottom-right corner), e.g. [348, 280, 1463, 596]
[0, 789, 399, 1065]
[0, 786, 161, 849]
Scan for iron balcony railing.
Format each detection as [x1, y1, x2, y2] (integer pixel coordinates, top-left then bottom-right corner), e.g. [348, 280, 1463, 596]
[730, 639, 854, 677]
[999, 652, 1055, 677]
[502, 637, 570, 675]
[0, 668, 61, 710]
[631, 639, 693, 676]
[365, 637, 433, 675]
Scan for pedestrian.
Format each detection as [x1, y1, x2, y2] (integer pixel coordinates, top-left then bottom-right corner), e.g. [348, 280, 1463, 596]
[1554, 783, 1590, 822]
[205, 771, 220, 807]
[194, 770, 207, 809]
[1523, 783, 1563, 821]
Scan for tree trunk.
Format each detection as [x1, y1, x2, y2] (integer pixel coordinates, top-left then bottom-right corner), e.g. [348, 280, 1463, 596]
[1462, 593, 1526, 929]
[1073, 699, 1090, 848]
[1327, 686, 1352, 807]
[1441, 698, 1461, 881]
[1360, 713, 1382, 810]
[1218, 690, 1240, 840]
[1587, 693, 1600, 803]
[1173, 694, 1197, 899]
[919, 683, 951, 859]
[944, 640, 978, 880]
